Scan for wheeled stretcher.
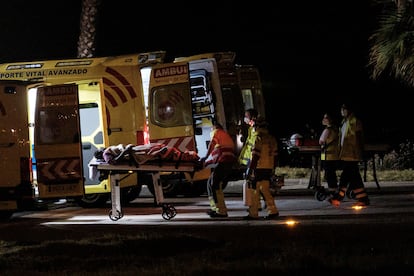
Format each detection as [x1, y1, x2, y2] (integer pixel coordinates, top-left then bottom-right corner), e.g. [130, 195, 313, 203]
[91, 161, 200, 221]
[293, 144, 389, 201]
[89, 143, 201, 221]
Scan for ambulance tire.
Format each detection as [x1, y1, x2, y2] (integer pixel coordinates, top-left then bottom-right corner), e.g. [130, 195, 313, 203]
[76, 193, 110, 208]
[146, 179, 179, 198]
[120, 185, 142, 204]
[187, 180, 207, 197]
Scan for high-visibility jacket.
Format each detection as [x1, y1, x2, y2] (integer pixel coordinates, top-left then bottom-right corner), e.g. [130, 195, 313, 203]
[339, 114, 364, 161]
[239, 126, 277, 170]
[320, 125, 340, 161]
[205, 128, 236, 165]
[238, 126, 255, 166]
[251, 127, 278, 170]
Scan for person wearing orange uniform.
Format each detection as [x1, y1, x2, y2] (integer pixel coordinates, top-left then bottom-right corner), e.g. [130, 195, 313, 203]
[201, 122, 236, 218]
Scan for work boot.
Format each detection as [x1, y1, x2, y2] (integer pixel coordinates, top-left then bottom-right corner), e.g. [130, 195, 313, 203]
[243, 215, 259, 220]
[207, 210, 228, 218]
[264, 212, 279, 220]
[328, 198, 340, 207]
[355, 198, 370, 206]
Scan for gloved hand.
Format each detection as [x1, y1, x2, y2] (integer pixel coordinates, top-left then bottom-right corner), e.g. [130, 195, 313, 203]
[199, 157, 207, 164]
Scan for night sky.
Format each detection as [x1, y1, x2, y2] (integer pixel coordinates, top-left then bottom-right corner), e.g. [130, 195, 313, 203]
[1, 1, 411, 148]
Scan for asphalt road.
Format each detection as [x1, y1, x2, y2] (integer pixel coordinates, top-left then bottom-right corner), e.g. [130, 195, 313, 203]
[1, 182, 413, 274]
[1, 182, 413, 242]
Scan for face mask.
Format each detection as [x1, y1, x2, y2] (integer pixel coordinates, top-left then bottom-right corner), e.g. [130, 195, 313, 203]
[244, 117, 250, 124]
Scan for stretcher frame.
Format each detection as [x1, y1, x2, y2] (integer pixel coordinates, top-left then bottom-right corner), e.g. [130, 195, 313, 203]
[92, 161, 198, 221]
[295, 144, 389, 201]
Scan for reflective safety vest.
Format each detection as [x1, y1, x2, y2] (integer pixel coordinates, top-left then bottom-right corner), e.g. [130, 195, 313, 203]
[238, 126, 256, 166]
[239, 126, 277, 169]
[339, 114, 364, 161]
[252, 127, 278, 170]
[320, 125, 340, 161]
[206, 128, 236, 165]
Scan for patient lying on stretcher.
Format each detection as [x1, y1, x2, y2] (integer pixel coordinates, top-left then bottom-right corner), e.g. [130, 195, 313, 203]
[89, 143, 202, 181]
[95, 143, 201, 165]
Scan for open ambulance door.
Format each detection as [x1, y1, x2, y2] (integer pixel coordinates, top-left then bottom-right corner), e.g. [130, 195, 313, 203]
[147, 61, 223, 196]
[34, 84, 84, 199]
[147, 62, 196, 152]
[145, 62, 204, 196]
[0, 82, 33, 217]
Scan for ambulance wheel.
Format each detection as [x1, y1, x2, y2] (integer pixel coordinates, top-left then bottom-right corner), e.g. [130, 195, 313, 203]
[315, 190, 327, 201]
[121, 185, 142, 204]
[77, 193, 109, 208]
[109, 209, 123, 221]
[161, 204, 177, 220]
[147, 179, 178, 198]
[187, 180, 208, 197]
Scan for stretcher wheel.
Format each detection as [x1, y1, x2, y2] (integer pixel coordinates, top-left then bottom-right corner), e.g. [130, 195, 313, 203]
[109, 209, 123, 221]
[161, 204, 177, 220]
[314, 190, 327, 201]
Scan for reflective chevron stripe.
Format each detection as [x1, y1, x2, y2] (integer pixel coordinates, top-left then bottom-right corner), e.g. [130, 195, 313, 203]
[151, 136, 195, 152]
[37, 158, 81, 183]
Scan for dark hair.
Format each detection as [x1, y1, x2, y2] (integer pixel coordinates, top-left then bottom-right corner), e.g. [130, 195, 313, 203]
[341, 103, 352, 111]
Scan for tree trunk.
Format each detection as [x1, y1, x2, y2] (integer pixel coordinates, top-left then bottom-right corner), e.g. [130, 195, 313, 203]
[77, 0, 101, 58]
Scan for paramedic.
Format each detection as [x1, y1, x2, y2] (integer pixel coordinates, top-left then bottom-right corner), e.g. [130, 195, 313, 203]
[241, 116, 280, 220]
[238, 108, 262, 210]
[201, 122, 236, 218]
[238, 108, 258, 166]
[319, 112, 340, 196]
[329, 103, 370, 207]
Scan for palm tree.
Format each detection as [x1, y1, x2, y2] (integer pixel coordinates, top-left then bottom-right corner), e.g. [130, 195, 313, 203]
[368, 0, 414, 86]
[77, 0, 102, 58]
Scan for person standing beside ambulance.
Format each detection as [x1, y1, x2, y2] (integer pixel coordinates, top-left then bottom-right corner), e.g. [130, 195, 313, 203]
[238, 108, 258, 166]
[240, 114, 280, 220]
[201, 122, 236, 218]
[238, 108, 260, 208]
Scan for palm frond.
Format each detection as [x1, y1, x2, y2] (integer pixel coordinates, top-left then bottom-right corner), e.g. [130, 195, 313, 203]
[368, 2, 414, 86]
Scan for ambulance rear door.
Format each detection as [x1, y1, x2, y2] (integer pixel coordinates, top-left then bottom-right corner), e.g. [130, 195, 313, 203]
[34, 84, 84, 199]
[147, 62, 196, 152]
[0, 82, 32, 212]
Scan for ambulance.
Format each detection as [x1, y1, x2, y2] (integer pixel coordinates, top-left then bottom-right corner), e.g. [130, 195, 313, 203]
[0, 51, 166, 213]
[236, 64, 265, 118]
[144, 58, 226, 196]
[145, 52, 266, 195]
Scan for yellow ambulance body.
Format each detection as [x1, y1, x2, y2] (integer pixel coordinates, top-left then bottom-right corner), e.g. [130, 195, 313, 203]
[0, 81, 34, 218]
[0, 51, 165, 208]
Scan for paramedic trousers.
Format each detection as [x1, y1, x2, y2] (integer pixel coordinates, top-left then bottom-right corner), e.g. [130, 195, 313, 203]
[336, 161, 369, 203]
[247, 169, 279, 218]
[207, 162, 233, 215]
[322, 160, 339, 193]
